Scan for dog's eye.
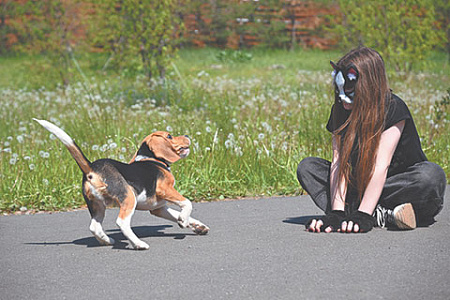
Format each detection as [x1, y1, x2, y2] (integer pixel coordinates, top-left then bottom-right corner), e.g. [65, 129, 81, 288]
[167, 134, 173, 139]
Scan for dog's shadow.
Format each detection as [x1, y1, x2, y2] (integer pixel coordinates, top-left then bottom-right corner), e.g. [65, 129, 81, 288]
[26, 225, 196, 250]
[283, 215, 319, 226]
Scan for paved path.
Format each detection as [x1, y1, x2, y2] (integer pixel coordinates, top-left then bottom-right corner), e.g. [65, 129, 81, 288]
[1, 186, 449, 300]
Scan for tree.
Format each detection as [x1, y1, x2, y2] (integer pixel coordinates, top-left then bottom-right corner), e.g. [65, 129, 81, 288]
[90, 0, 183, 82]
[7, 0, 83, 86]
[329, 0, 444, 73]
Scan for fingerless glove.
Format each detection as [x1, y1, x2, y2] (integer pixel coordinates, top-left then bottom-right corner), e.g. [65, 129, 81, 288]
[306, 210, 346, 232]
[346, 210, 375, 232]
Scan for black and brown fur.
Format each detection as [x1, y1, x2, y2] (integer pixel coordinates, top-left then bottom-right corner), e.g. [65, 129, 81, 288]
[34, 119, 209, 250]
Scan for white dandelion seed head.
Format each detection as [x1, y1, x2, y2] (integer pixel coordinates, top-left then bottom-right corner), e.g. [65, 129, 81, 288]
[225, 140, 233, 149]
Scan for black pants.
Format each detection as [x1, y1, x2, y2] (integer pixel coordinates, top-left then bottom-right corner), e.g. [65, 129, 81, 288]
[297, 157, 446, 224]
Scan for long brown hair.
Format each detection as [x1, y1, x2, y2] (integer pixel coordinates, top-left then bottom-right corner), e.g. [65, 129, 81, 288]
[332, 47, 391, 202]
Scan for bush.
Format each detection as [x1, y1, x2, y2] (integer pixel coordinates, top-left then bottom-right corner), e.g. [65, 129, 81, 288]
[329, 0, 444, 73]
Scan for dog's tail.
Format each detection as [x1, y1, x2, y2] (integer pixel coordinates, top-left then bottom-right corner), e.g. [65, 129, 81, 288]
[33, 119, 93, 175]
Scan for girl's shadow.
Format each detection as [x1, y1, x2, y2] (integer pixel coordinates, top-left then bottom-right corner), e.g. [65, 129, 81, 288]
[283, 215, 319, 226]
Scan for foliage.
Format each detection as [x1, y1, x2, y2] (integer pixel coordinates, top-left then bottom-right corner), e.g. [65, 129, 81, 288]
[215, 50, 253, 63]
[434, 0, 450, 56]
[89, 0, 184, 82]
[4, 0, 84, 86]
[0, 48, 448, 213]
[328, 0, 445, 73]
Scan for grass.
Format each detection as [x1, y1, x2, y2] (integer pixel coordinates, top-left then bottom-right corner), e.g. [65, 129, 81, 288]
[0, 48, 449, 213]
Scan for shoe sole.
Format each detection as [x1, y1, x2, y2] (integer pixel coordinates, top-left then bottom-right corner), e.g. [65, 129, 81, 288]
[393, 203, 416, 230]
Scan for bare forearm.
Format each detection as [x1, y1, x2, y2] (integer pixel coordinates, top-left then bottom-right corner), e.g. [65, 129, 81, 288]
[358, 168, 388, 215]
[330, 161, 346, 211]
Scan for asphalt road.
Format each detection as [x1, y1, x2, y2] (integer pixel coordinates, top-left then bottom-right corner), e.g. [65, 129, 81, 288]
[1, 186, 449, 300]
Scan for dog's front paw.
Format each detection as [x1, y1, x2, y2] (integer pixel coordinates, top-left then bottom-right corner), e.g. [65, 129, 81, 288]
[191, 223, 209, 235]
[177, 216, 189, 228]
[132, 240, 150, 250]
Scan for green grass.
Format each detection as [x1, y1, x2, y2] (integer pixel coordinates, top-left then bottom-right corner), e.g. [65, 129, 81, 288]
[0, 48, 448, 213]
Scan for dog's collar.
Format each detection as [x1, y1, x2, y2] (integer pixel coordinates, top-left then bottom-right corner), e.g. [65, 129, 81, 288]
[134, 155, 170, 171]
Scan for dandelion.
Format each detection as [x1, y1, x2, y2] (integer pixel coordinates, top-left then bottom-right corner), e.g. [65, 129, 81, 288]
[92, 145, 99, 151]
[39, 151, 50, 158]
[258, 133, 265, 140]
[43, 179, 49, 185]
[109, 142, 117, 149]
[24, 156, 31, 160]
[9, 158, 17, 165]
[16, 135, 24, 143]
[206, 126, 212, 133]
[225, 140, 233, 149]
[29, 164, 35, 170]
[50, 134, 57, 140]
[235, 146, 243, 157]
[261, 122, 272, 133]
[166, 125, 173, 132]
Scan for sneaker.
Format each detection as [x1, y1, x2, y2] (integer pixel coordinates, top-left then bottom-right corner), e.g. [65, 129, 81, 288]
[374, 203, 416, 230]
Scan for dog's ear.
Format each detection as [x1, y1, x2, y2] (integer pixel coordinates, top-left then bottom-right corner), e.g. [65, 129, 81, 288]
[129, 138, 152, 163]
[148, 134, 182, 164]
[129, 152, 138, 163]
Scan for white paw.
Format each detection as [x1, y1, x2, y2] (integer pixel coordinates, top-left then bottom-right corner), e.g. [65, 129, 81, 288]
[177, 216, 189, 228]
[190, 223, 210, 235]
[132, 240, 150, 250]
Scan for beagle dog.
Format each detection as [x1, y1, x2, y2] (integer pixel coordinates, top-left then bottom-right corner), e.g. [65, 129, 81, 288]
[34, 119, 209, 250]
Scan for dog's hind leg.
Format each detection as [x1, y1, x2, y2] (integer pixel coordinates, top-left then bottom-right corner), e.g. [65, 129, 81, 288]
[89, 212, 115, 245]
[116, 186, 149, 250]
[151, 206, 210, 235]
[84, 189, 115, 246]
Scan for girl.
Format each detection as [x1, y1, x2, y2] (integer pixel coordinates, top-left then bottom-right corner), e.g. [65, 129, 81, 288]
[297, 46, 446, 233]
